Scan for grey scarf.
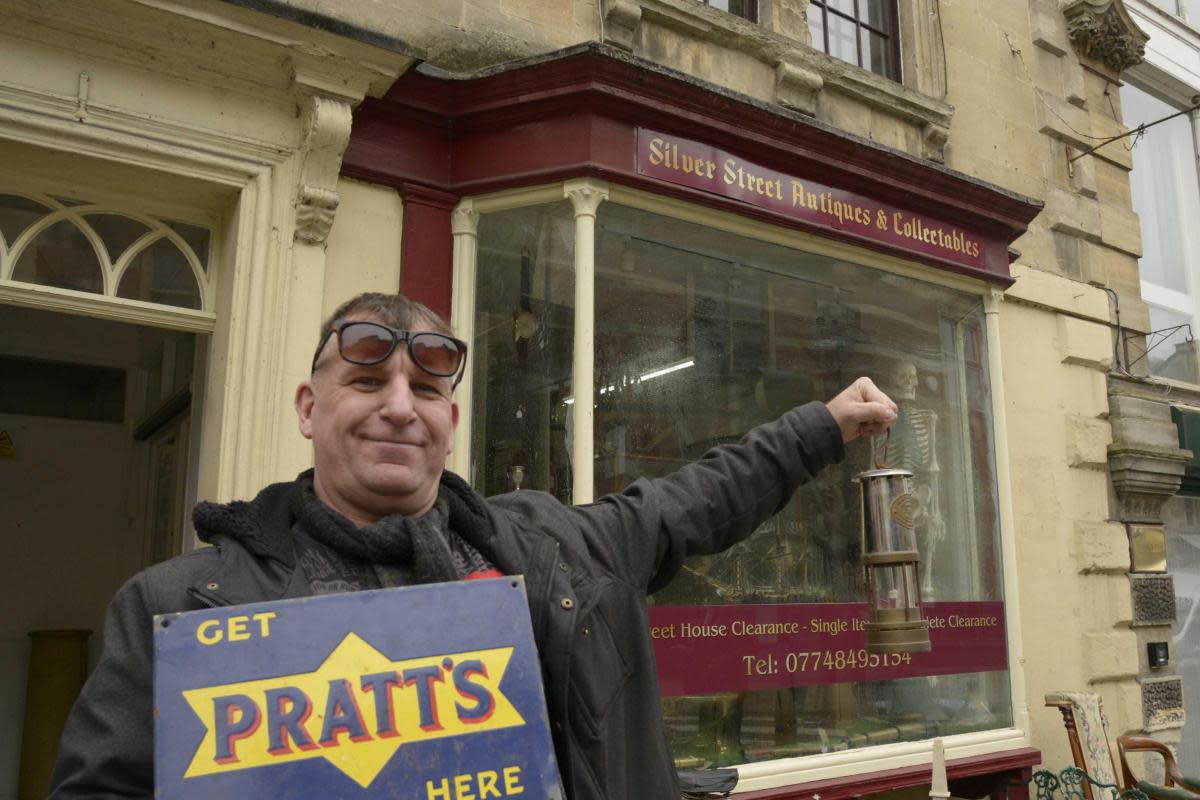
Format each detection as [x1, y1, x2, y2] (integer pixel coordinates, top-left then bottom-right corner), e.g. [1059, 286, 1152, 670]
[291, 473, 496, 594]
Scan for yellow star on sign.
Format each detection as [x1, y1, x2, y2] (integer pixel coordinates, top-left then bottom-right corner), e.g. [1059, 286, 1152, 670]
[181, 633, 522, 788]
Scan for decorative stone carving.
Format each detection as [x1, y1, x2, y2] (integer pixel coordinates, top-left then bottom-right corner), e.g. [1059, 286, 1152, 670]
[1142, 676, 1185, 731]
[563, 179, 609, 217]
[922, 122, 950, 163]
[602, 0, 643, 51]
[1129, 574, 1177, 627]
[293, 93, 353, 246]
[295, 186, 340, 246]
[1063, 0, 1148, 74]
[775, 61, 824, 116]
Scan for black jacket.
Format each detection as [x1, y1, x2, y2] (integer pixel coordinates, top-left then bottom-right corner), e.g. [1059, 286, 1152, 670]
[49, 401, 843, 799]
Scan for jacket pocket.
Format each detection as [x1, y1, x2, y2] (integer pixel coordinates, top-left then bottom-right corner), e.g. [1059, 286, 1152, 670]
[567, 587, 633, 740]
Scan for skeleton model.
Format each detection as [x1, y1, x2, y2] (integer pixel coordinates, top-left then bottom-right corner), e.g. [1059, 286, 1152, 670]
[881, 361, 946, 599]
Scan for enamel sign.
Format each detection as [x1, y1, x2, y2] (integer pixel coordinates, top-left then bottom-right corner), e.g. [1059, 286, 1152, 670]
[154, 578, 563, 799]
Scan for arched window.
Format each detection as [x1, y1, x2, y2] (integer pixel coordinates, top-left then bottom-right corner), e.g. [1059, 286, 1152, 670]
[0, 192, 211, 312]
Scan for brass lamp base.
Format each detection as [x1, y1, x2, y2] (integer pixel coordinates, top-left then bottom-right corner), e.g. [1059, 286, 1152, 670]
[865, 609, 932, 654]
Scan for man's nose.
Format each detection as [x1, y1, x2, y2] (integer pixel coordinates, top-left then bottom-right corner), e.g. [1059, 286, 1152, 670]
[377, 371, 417, 421]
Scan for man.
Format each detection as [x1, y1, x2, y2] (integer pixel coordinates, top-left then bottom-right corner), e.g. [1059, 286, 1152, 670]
[50, 291, 897, 799]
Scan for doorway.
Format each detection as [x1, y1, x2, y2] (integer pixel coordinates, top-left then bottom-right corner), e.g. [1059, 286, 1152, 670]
[0, 304, 203, 797]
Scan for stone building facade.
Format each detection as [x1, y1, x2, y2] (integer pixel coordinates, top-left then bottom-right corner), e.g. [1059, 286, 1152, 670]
[2, 0, 1194, 797]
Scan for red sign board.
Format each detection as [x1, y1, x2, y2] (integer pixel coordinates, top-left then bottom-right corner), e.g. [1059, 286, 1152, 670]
[649, 601, 1006, 696]
[637, 129, 991, 272]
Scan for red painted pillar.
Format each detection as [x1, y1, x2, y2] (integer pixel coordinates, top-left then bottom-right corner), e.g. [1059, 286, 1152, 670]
[399, 184, 459, 319]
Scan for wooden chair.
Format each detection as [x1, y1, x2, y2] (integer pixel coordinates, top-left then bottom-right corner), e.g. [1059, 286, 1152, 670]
[1046, 691, 1198, 800]
[1046, 692, 1122, 800]
[1117, 735, 1200, 800]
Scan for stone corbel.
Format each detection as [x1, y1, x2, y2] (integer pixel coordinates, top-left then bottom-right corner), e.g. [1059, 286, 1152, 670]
[602, 0, 643, 51]
[922, 121, 950, 163]
[293, 93, 354, 246]
[774, 61, 824, 116]
[1063, 0, 1148, 74]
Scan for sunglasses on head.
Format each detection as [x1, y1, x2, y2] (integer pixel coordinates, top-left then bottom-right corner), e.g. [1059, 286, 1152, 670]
[311, 319, 469, 387]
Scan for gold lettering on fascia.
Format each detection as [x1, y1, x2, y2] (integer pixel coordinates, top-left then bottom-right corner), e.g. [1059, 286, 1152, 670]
[645, 136, 981, 259]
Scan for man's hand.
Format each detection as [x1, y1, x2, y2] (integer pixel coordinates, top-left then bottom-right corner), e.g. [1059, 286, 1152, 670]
[825, 377, 898, 443]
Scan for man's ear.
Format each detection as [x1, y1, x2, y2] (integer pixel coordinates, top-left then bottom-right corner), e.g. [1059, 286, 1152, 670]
[295, 381, 316, 440]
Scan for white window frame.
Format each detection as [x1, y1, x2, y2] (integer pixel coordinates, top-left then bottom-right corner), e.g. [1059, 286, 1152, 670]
[449, 179, 1029, 791]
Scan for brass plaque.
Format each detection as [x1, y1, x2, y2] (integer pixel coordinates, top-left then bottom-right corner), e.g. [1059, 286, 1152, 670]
[1130, 525, 1168, 573]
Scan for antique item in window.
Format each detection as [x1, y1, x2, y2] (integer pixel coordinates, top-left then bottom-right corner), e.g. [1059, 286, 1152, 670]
[856, 466, 932, 653]
[882, 360, 946, 598]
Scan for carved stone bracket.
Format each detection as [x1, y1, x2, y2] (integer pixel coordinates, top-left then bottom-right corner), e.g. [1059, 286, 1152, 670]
[1129, 574, 1177, 627]
[602, 0, 643, 51]
[293, 94, 354, 246]
[1109, 447, 1189, 523]
[1108, 393, 1190, 524]
[1142, 676, 1185, 731]
[1063, 0, 1148, 74]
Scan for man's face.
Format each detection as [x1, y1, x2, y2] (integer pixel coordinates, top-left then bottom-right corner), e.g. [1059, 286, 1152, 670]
[295, 317, 459, 524]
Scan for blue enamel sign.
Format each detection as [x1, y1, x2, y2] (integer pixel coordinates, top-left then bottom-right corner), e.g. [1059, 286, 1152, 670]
[154, 577, 563, 799]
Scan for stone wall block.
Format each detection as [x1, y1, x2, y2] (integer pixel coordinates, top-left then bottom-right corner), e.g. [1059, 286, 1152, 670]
[1058, 315, 1114, 370]
[1084, 630, 1139, 680]
[1071, 521, 1131, 573]
[775, 61, 823, 116]
[1067, 414, 1113, 468]
[1006, 264, 1111, 320]
[1108, 395, 1186, 451]
[1047, 187, 1102, 241]
[1032, 7, 1068, 56]
[1100, 204, 1143, 257]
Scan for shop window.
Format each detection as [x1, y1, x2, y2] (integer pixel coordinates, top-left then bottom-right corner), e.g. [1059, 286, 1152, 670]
[1122, 83, 1200, 383]
[468, 199, 1011, 767]
[807, 0, 900, 80]
[0, 192, 211, 312]
[699, 0, 758, 22]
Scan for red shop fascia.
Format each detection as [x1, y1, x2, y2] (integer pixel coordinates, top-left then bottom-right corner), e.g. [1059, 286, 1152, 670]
[341, 42, 1042, 799]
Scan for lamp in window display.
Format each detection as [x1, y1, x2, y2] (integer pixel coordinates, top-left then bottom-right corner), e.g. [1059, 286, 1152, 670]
[856, 457, 932, 654]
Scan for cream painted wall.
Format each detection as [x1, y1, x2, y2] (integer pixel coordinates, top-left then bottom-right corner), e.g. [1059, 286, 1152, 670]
[1000, 266, 1123, 771]
[321, 177, 405, 324]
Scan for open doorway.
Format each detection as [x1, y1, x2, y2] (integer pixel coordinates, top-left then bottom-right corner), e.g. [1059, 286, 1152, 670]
[0, 304, 204, 796]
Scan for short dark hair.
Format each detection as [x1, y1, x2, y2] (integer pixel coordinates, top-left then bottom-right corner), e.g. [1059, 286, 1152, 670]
[318, 292, 454, 338]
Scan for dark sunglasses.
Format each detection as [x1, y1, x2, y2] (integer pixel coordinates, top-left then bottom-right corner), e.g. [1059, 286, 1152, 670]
[311, 319, 469, 386]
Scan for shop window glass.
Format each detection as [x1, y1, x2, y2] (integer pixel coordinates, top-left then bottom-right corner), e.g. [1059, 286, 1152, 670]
[471, 200, 1011, 766]
[807, 0, 900, 81]
[12, 219, 103, 294]
[1165, 495, 1200, 773]
[1123, 83, 1200, 383]
[0, 194, 51, 247]
[84, 213, 153, 264]
[471, 202, 577, 499]
[117, 238, 202, 310]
